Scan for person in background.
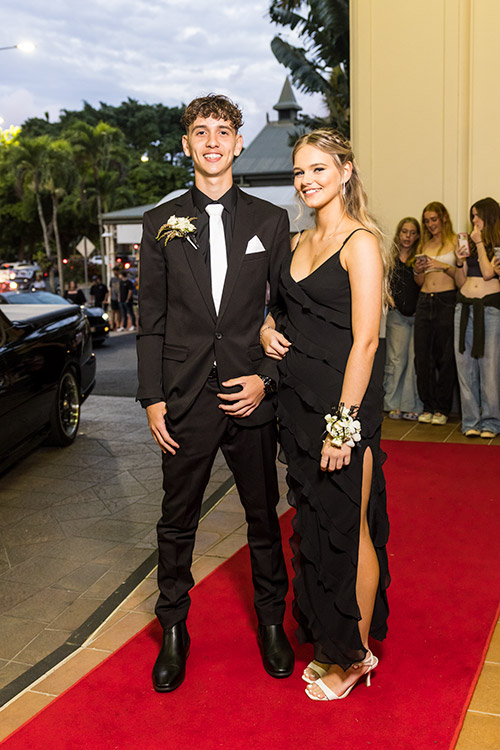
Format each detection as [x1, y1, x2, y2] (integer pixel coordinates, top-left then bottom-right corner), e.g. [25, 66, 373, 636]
[118, 270, 136, 332]
[90, 275, 109, 310]
[384, 217, 422, 421]
[64, 279, 86, 306]
[413, 202, 458, 425]
[454, 197, 500, 438]
[32, 272, 46, 291]
[109, 266, 122, 330]
[492, 254, 500, 277]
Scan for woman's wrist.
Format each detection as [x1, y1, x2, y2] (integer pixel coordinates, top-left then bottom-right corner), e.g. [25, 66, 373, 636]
[324, 403, 361, 449]
[259, 324, 274, 342]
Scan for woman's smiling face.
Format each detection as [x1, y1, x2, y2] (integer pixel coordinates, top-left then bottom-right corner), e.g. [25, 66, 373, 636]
[293, 144, 349, 209]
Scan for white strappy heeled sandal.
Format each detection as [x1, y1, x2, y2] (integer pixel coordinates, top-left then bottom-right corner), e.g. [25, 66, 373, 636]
[305, 651, 379, 701]
[301, 661, 329, 684]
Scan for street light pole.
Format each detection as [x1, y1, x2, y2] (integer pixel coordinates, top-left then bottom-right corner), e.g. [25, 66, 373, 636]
[0, 42, 35, 52]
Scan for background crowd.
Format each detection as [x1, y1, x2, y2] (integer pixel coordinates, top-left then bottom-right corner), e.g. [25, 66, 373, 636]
[63, 265, 137, 332]
[384, 197, 500, 438]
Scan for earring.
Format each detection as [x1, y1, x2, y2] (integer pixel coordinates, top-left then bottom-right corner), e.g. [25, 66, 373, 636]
[342, 182, 346, 200]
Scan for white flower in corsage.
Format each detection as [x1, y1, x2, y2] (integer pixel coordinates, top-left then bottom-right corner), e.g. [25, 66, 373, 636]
[324, 403, 361, 449]
[156, 215, 197, 247]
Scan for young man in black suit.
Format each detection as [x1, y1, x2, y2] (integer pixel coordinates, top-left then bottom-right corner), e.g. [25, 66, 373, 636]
[137, 95, 294, 692]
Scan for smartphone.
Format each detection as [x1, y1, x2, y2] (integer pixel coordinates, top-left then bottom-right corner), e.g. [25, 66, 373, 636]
[493, 247, 500, 261]
[414, 254, 428, 263]
[457, 232, 470, 257]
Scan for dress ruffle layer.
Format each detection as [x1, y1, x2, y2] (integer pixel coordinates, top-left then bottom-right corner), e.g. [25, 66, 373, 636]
[276, 253, 390, 670]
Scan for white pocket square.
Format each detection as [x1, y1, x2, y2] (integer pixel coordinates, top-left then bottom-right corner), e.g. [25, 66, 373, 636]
[245, 235, 267, 254]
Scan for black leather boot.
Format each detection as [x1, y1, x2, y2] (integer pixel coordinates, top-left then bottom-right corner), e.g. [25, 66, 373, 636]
[152, 621, 190, 692]
[257, 624, 294, 678]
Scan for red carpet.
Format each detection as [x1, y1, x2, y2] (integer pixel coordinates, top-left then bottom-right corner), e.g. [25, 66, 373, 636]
[2, 441, 499, 750]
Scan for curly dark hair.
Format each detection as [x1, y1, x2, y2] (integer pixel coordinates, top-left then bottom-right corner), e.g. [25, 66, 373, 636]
[181, 94, 243, 132]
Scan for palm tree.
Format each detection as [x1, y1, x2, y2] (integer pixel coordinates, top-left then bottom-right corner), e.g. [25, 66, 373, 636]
[14, 136, 53, 260]
[44, 140, 76, 291]
[269, 0, 350, 134]
[65, 120, 128, 257]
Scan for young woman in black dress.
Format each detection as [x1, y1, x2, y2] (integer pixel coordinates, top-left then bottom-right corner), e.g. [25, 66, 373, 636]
[260, 129, 391, 701]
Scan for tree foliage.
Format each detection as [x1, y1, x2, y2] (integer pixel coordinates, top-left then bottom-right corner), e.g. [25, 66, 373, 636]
[0, 100, 192, 263]
[269, 0, 350, 135]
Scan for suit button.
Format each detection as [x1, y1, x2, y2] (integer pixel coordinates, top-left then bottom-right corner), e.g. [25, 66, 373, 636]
[215, 332, 223, 340]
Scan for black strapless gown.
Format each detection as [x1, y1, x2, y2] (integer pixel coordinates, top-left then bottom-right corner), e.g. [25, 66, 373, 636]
[276, 233, 390, 670]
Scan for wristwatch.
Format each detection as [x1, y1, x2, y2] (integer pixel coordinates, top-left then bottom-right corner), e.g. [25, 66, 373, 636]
[257, 374, 277, 395]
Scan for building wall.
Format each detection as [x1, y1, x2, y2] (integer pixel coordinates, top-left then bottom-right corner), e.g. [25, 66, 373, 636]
[350, 0, 500, 238]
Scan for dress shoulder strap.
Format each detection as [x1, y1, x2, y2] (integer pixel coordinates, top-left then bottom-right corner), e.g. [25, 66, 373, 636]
[338, 227, 373, 252]
[292, 231, 303, 252]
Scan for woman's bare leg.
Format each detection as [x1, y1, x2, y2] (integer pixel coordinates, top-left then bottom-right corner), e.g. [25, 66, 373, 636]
[306, 448, 379, 698]
[356, 448, 379, 648]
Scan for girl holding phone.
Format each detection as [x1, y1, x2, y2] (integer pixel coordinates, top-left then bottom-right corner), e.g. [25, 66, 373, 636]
[413, 202, 458, 425]
[454, 198, 500, 438]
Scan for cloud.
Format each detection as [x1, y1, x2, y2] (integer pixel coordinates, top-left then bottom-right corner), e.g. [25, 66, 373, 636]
[1, 0, 325, 141]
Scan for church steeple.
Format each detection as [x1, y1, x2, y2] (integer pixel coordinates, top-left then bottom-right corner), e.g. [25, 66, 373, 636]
[273, 77, 302, 122]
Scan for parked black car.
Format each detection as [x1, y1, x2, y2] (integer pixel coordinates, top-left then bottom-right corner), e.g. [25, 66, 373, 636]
[0, 290, 110, 345]
[0, 301, 96, 472]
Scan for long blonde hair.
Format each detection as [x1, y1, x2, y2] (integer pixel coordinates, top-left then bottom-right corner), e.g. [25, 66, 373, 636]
[418, 201, 455, 255]
[292, 128, 392, 304]
[392, 216, 421, 266]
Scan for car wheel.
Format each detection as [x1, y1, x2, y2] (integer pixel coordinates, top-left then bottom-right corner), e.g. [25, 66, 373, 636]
[47, 368, 81, 446]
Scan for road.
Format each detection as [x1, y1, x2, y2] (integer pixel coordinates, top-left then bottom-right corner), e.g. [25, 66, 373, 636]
[93, 331, 138, 397]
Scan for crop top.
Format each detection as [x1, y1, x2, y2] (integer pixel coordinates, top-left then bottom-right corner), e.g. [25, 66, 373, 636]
[424, 248, 457, 273]
[463, 253, 482, 277]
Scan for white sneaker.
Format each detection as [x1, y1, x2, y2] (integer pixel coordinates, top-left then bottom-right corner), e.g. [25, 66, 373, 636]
[418, 412, 433, 423]
[116, 327, 125, 332]
[128, 326, 136, 331]
[431, 413, 448, 425]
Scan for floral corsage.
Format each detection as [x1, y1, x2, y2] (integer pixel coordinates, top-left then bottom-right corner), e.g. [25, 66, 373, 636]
[324, 403, 361, 448]
[156, 216, 197, 247]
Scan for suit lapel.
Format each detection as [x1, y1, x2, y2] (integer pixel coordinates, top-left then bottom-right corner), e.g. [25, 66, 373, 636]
[217, 189, 254, 321]
[173, 191, 217, 322]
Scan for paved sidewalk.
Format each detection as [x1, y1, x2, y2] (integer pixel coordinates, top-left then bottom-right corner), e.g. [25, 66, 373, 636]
[0, 395, 238, 698]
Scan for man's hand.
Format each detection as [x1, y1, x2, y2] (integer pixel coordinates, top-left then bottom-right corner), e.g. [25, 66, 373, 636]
[146, 401, 180, 455]
[260, 328, 291, 361]
[217, 374, 265, 418]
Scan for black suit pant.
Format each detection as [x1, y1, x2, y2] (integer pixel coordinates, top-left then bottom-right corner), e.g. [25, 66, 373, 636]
[155, 373, 288, 629]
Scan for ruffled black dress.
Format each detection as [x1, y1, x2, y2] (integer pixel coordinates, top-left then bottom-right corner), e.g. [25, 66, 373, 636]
[276, 230, 390, 670]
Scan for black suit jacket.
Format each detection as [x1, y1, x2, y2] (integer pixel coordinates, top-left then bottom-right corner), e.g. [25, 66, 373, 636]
[136, 187, 290, 426]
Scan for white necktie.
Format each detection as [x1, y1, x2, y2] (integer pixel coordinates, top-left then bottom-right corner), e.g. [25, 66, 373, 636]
[205, 203, 227, 314]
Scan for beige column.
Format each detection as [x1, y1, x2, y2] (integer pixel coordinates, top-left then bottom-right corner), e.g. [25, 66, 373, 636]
[350, 0, 500, 237]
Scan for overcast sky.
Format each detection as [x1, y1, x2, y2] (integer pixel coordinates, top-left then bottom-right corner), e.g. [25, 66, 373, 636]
[1, 0, 324, 144]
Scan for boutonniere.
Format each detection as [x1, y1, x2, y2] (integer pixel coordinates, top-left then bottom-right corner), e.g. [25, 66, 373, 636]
[156, 215, 198, 249]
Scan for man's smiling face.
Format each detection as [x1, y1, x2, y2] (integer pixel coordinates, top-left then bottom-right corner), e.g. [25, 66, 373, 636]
[182, 116, 243, 180]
